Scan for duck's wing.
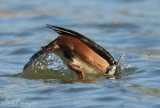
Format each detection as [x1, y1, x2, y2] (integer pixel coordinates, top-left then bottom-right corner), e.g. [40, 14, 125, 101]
[46, 24, 116, 66]
[23, 24, 116, 70]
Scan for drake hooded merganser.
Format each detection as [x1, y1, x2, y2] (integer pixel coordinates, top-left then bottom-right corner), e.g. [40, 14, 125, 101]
[23, 24, 117, 79]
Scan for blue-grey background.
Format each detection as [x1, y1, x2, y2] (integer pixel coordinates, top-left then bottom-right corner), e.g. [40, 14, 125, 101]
[0, 0, 160, 107]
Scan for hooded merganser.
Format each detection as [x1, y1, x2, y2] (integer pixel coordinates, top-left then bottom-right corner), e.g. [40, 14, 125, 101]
[23, 24, 117, 79]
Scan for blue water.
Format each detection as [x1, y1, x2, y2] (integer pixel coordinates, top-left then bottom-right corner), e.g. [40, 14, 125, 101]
[1, 0, 160, 107]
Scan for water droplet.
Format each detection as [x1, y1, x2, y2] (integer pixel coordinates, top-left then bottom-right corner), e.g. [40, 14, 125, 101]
[117, 53, 130, 71]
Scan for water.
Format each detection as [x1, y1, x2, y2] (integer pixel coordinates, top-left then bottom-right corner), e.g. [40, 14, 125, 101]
[1, 0, 160, 107]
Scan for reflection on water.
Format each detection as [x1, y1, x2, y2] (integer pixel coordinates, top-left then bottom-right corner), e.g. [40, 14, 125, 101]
[1, 0, 160, 108]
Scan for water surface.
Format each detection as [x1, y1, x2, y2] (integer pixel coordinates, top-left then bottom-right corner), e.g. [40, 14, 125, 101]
[0, 0, 160, 107]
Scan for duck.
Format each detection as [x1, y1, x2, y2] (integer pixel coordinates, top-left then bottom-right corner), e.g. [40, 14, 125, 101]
[23, 24, 117, 79]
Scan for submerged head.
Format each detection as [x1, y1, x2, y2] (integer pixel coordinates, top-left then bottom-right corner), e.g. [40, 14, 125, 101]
[105, 64, 117, 76]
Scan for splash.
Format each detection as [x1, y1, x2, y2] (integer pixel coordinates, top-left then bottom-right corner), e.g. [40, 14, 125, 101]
[21, 53, 77, 79]
[32, 53, 68, 72]
[116, 53, 131, 72]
